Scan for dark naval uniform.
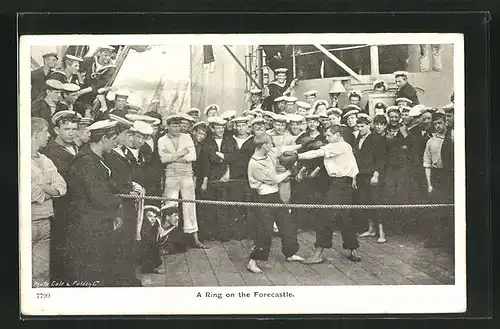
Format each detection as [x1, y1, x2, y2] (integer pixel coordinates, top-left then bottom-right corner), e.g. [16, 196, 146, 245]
[263, 80, 292, 113]
[78, 56, 116, 110]
[352, 132, 387, 231]
[31, 67, 53, 101]
[31, 98, 57, 137]
[396, 82, 419, 106]
[42, 140, 79, 283]
[202, 136, 239, 241]
[66, 146, 141, 287]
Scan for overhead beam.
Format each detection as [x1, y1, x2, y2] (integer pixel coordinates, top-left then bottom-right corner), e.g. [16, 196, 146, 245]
[223, 45, 262, 90]
[313, 44, 362, 81]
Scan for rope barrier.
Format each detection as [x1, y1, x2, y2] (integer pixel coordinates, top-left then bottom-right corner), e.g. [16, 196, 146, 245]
[116, 194, 454, 210]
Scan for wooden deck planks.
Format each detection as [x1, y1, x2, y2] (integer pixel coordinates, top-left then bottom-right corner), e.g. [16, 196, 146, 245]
[222, 240, 274, 286]
[362, 235, 455, 284]
[164, 253, 193, 286]
[144, 229, 455, 287]
[185, 245, 219, 286]
[298, 231, 385, 285]
[204, 241, 247, 286]
[240, 238, 300, 286]
[268, 236, 328, 286]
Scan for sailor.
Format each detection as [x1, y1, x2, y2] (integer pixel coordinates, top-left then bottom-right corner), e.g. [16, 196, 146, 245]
[66, 119, 142, 286]
[373, 102, 388, 116]
[31, 52, 58, 101]
[364, 80, 388, 113]
[31, 79, 64, 138]
[202, 116, 239, 241]
[373, 114, 388, 136]
[327, 107, 343, 125]
[78, 45, 117, 109]
[296, 100, 312, 117]
[286, 114, 304, 137]
[102, 115, 145, 281]
[353, 114, 388, 243]
[249, 88, 264, 111]
[273, 95, 287, 114]
[442, 102, 454, 131]
[304, 90, 318, 105]
[394, 70, 420, 105]
[406, 107, 433, 230]
[220, 110, 237, 138]
[328, 80, 347, 108]
[157, 114, 209, 249]
[179, 113, 196, 134]
[55, 83, 81, 113]
[284, 96, 298, 114]
[246, 133, 303, 274]
[312, 99, 329, 117]
[347, 91, 362, 107]
[228, 116, 254, 239]
[48, 54, 84, 86]
[204, 104, 220, 118]
[41, 111, 80, 283]
[96, 89, 131, 120]
[31, 117, 67, 286]
[342, 105, 361, 146]
[298, 124, 361, 263]
[383, 106, 411, 234]
[184, 107, 201, 122]
[137, 205, 165, 274]
[262, 111, 275, 130]
[293, 113, 324, 231]
[262, 67, 299, 113]
[157, 202, 189, 255]
[423, 111, 454, 249]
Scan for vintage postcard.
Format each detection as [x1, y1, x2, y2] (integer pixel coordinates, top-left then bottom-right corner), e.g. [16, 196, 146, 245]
[20, 33, 465, 315]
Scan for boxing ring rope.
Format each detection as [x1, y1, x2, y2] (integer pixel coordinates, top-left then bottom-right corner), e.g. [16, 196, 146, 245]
[116, 193, 453, 210]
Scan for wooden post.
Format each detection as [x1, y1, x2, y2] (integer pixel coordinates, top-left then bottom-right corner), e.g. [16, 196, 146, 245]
[256, 45, 263, 88]
[292, 45, 296, 77]
[313, 44, 362, 81]
[370, 45, 380, 78]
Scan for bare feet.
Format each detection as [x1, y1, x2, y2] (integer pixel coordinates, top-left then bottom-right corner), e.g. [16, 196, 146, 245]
[286, 254, 305, 262]
[359, 231, 376, 237]
[247, 259, 262, 274]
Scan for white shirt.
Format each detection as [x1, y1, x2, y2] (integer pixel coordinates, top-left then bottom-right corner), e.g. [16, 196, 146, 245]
[305, 141, 359, 178]
[127, 147, 140, 160]
[214, 138, 223, 151]
[145, 138, 154, 151]
[157, 133, 196, 177]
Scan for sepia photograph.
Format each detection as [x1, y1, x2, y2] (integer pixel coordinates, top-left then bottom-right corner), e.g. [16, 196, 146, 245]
[19, 33, 465, 315]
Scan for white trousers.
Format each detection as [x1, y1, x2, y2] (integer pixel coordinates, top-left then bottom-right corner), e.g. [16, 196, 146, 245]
[164, 175, 198, 234]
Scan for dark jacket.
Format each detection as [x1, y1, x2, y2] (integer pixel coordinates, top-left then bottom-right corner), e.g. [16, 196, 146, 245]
[79, 56, 116, 106]
[66, 146, 123, 285]
[396, 82, 419, 105]
[384, 127, 410, 170]
[139, 142, 163, 197]
[239, 135, 257, 181]
[48, 70, 81, 85]
[42, 140, 78, 181]
[353, 132, 387, 176]
[406, 126, 432, 174]
[31, 98, 56, 137]
[203, 136, 239, 182]
[31, 67, 52, 101]
[193, 140, 209, 181]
